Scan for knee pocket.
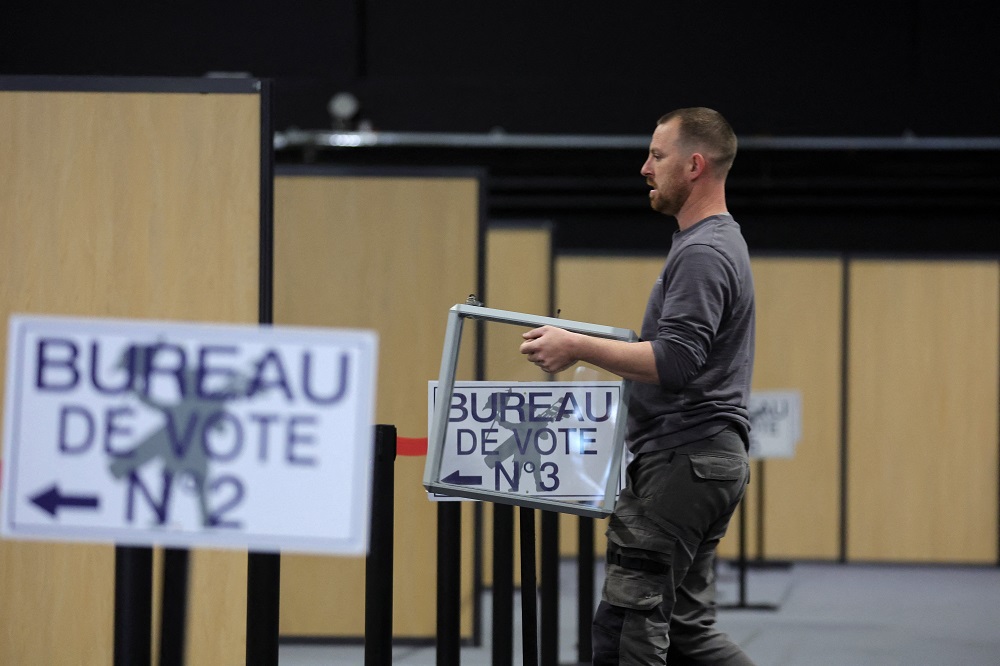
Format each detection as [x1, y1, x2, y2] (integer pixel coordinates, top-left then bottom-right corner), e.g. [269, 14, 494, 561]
[602, 562, 667, 612]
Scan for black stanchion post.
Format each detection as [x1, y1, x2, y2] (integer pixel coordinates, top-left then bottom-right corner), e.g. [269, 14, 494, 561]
[472, 501, 484, 647]
[738, 500, 749, 605]
[246, 552, 281, 666]
[539, 511, 559, 666]
[366, 424, 396, 666]
[113, 545, 152, 666]
[437, 501, 462, 666]
[519, 508, 539, 666]
[720, 499, 777, 611]
[577, 517, 594, 664]
[159, 547, 190, 666]
[493, 503, 514, 666]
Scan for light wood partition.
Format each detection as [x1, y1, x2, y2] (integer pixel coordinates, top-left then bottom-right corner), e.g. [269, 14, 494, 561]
[553, 255, 666, 557]
[480, 225, 551, 586]
[273, 172, 480, 638]
[551, 254, 847, 561]
[846, 259, 999, 563]
[0, 81, 262, 665]
[750, 257, 843, 560]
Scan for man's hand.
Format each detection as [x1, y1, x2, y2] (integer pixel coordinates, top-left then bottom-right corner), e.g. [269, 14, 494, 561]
[520, 325, 580, 374]
[521, 325, 661, 384]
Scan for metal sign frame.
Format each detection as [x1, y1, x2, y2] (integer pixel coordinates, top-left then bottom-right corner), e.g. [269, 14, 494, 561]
[422, 303, 636, 517]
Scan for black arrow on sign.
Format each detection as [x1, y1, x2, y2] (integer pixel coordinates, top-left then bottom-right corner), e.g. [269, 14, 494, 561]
[442, 470, 483, 486]
[30, 484, 100, 517]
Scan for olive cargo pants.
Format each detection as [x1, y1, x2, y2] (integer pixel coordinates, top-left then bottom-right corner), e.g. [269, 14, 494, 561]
[593, 427, 755, 665]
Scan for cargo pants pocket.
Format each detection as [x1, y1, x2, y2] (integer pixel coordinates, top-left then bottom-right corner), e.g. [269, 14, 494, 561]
[595, 558, 671, 664]
[688, 452, 746, 481]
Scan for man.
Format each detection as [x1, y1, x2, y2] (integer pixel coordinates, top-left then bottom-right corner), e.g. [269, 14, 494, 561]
[520, 108, 755, 665]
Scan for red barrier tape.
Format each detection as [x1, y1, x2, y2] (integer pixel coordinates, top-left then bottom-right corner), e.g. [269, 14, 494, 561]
[397, 437, 428, 456]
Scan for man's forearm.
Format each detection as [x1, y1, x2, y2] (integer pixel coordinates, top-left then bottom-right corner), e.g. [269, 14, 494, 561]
[574, 336, 659, 385]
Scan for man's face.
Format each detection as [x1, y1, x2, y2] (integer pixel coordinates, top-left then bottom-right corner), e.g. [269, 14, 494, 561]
[640, 119, 691, 217]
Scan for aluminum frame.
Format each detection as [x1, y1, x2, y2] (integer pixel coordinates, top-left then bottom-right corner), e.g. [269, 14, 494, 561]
[423, 303, 637, 517]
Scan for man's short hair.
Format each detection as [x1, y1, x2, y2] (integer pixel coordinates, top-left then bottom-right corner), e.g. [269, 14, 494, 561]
[658, 108, 737, 176]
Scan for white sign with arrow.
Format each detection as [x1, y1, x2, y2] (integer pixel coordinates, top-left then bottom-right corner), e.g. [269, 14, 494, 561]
[1, 314, 378, 555]
[428, 381, 625, 503]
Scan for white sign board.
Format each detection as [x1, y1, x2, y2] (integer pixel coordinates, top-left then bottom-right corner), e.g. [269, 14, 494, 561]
[423, 304, 636, 517]
[428, 381, 626, 511]
[748, 390, 802, 459]
[1, 314, 378, 555]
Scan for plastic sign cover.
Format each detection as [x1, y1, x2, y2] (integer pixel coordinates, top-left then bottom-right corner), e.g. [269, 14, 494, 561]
[1, 314, 378, 555]
[423, 304, 635, 517]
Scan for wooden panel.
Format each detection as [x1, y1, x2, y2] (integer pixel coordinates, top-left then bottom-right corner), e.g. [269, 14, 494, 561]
[0, 89, 260, 665]
[847, 260, 999, 562]
[554, 255, 665, 557]
[550, 255, 841, 561]
[484, 226, 552, 382]
[750, 257, 843, 560]
[273, 174, 479, 638]
[480, 226, 551, 586]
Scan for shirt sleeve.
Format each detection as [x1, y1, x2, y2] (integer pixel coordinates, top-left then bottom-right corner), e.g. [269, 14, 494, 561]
[649, 244, 733, 391]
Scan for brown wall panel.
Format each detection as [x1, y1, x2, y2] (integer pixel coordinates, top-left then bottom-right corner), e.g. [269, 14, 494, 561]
[480, 226, 551, 586]
[554, 255, 665, 557]
[0, 88, 261, 665]
[847, 259, 999, 563]
[750, 257, 843, 560]
[550, 255, 845, 561]
[273, 174, 479, 638]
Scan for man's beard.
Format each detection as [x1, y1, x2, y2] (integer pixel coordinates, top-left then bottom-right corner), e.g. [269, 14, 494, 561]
[650, 179, 689, 217]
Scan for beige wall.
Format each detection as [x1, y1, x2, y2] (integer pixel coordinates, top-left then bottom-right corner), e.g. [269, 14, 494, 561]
[749, 257, 844, 560]
[480, 225, 552, 586]
[846, 259, 999, 563]
[273, 173, 480, 638]
[0, 88, 261, 665]
[547, 252, 999, 566]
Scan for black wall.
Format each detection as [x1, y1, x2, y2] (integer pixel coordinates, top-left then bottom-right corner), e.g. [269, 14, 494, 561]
[3, 1, 998, 137]
[5, 2, 997, 255]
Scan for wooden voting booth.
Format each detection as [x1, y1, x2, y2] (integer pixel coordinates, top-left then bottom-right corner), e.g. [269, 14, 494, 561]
[0, 77, 268, 664]
[272, 168, 481, 640]
[486, 230, 998, 566]
[552, 251, 999, 564]
[4, 76, 996, 662]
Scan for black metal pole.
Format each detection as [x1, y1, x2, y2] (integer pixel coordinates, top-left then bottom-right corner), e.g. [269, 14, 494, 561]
[720, 499, 777, 611]
[539, 511, 559, 666]
[472, 501, 484, 647]
[738, 499, 749, 605]
[437, 501, 462, 666]
[366, 424, 396, 666]
[245, 552, 281, 666]
[159, 547, 190, 666]
[577, 517, 594, 664]
[492, 503, 514, 666]
[246, 75, 281, 666]
[519, 508, 539, 666]
[113, 545, 152, 666]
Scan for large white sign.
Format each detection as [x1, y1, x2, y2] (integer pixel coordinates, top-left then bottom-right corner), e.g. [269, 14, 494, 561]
[1, 315, 378, 555]
[428, 381, 625, 503]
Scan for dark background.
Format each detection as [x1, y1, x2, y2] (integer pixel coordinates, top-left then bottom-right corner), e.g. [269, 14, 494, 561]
[3, 1, 998, 253]
[4, 1, 998, 136]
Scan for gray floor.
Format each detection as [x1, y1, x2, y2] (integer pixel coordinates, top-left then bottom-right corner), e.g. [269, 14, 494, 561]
[279, 560, 1000, 665]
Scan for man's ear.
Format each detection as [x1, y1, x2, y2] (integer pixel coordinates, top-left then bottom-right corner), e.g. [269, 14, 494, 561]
[689, 152, 707, 178]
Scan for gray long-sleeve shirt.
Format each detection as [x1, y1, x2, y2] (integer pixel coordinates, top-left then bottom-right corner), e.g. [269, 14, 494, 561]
[626, 214, 755, 453]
